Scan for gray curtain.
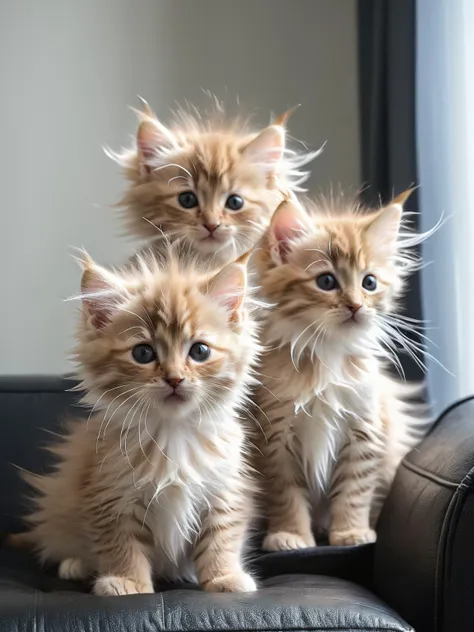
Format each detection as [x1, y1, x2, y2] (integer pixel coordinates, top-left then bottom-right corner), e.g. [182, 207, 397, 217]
[358, 0, 423, 383]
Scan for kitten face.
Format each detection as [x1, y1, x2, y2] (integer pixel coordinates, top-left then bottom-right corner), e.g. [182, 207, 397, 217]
[111, 102, 318, 265]
[76, 254, 255, 423]
[256, 196, 407, 354]
[135, 130, 282, 260]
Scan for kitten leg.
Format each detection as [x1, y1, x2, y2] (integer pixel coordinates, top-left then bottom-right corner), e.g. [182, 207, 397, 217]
[58, 557, 89, 581]
[193, 478, 257, 593]
[328, 427, 382, 546]
[92, 522, 154, 596]
[261, 421, 315, 551]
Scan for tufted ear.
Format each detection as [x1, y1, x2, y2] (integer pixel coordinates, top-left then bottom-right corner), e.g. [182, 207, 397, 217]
[135, 99, 177, 175]
[136, 119, 176, 174]
[80, 256, 124, 329]
[269, 198, 308, 264]
[206, 262, 247, 323]
[242, 124, 285, 173]
[365, 188, 414, 255]
[272, 104, 300, 127]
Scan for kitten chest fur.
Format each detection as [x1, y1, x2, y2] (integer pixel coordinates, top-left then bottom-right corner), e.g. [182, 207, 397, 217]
[258, 344, 380, 495]
[296, 373, 378, 495]
[135, 421, 243, 576]
[30, 406, 246, 583]
[110, 409, 245, 579]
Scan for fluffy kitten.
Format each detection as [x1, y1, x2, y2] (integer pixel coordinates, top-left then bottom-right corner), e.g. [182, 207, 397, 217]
[252, 191, 427, 550]
[108, 99, 319, 267]
[10, 250, 260, 594]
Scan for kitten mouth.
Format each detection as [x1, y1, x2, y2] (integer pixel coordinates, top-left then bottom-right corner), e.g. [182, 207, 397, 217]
[201, 233, 227, 243]
[164, 391, 187, 404]
[343, 314, 360, 325]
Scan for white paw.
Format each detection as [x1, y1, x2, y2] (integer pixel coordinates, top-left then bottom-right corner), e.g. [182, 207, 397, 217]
[93, 575, 154, 596]
[58, 557, 89, 581]
[203, 571, 257, 593]
[329, 527, 377, 546]
[263, 531, 315, 551]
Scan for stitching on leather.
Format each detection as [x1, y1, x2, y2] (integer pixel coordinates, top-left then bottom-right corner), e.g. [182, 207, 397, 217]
[180, 627, 411, 632]
[33, 589, 38, 632]
[435, 466, 474, 632]
[159, 591, 166, 629]
[400, 460, 463, 489]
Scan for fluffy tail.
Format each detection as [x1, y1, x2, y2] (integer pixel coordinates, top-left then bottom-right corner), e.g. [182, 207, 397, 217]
[2, 531, 36, 550]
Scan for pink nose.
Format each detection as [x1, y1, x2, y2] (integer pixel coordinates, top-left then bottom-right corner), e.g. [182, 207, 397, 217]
[164, 377, 184, 389]
[204, 223, 220, 234]
[348, 304, 362, 314]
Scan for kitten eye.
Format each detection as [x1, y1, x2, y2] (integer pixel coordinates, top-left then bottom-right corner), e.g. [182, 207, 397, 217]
[316, 273, 339, 291]
[188, 342, 211, 363]
[225, 194, 244, 211]
[362, 274, 377, 291]
[178, 191, 199, 209]
[132, 343, 156, 364]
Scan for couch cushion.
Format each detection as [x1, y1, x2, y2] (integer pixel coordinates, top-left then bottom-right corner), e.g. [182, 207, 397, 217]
[0, 549, 412, 632]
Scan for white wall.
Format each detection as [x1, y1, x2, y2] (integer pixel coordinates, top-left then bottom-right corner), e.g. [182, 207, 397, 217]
[1, 0, 360, 374]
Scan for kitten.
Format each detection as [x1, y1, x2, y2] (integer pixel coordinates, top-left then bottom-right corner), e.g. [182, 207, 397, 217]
[107, 99, 320, 268]
[251, 191, 427, 550]
[10, 249, 260, 594]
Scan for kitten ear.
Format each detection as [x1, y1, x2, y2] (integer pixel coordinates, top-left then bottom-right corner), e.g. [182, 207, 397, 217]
[392, 186, 416, 206]
[206, 263, 247, 323]
[272, 104, 300, 127]
[136, 118, 176, 174]
[365, 187, 415, 253]
[137, 95, 155, 119]
[242, 124, 285, 172]
[269, 198, 307, 264]
[80, 257, 123, 330]
[365, 205, 403, 255]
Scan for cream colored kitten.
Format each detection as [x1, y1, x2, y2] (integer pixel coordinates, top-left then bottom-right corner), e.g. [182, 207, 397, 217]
[108, 99, 320, 267]
[10, 250, 260, 594]
[252, 191, 427, 550]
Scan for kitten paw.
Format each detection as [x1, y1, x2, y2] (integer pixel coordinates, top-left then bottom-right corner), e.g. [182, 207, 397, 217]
[58, 557, 89, 581]
[329, 528, 376, 546]
[263, 531, 315, 551]
[203, 571, 257, 593]
[93, 575, 154, 596]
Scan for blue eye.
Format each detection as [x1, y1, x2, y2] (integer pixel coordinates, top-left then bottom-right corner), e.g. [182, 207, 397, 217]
[316, 273, 338, 291]
[188, 342, 211, 362]
[132, 344, 156, 364]
[362, 274, 377, 291]
[178, 191, 198, 209]
[225, 194, 244, 211]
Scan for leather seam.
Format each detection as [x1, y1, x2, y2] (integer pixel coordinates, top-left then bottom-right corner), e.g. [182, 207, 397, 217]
[180, 628, 410, 632]
[435, 467, 474, 632]
[400, 460, 463, 490]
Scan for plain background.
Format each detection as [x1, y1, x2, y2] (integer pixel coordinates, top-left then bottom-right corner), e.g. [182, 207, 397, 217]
[1, 0, 360, 374]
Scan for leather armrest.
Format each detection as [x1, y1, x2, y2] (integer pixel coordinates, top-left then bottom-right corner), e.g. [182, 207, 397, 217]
[374, 397, 474, 632]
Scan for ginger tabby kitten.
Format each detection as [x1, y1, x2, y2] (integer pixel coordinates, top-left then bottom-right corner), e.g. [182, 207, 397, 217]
[9, 250, 260, 594]
[252, 192, 427, 550]
[108, 99, 320, 268]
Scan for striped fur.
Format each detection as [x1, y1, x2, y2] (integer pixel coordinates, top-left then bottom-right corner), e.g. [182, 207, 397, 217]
[252, 193, 429, 549]
[13, 251, 260, 594]
[107, 98, 320, 268]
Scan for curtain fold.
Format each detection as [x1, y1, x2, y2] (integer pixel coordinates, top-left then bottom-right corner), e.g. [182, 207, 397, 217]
[416, 0, 471, 415]
[358, 0, 423, 383]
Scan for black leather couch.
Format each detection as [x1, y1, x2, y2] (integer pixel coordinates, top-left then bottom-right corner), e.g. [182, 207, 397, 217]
[0, 377, 472, 632]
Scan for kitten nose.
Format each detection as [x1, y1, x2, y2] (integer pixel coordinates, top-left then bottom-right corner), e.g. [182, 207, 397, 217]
[164, 377, 184, 389]
[204, 223, 220, 234]
[348, 304, 362, 314]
